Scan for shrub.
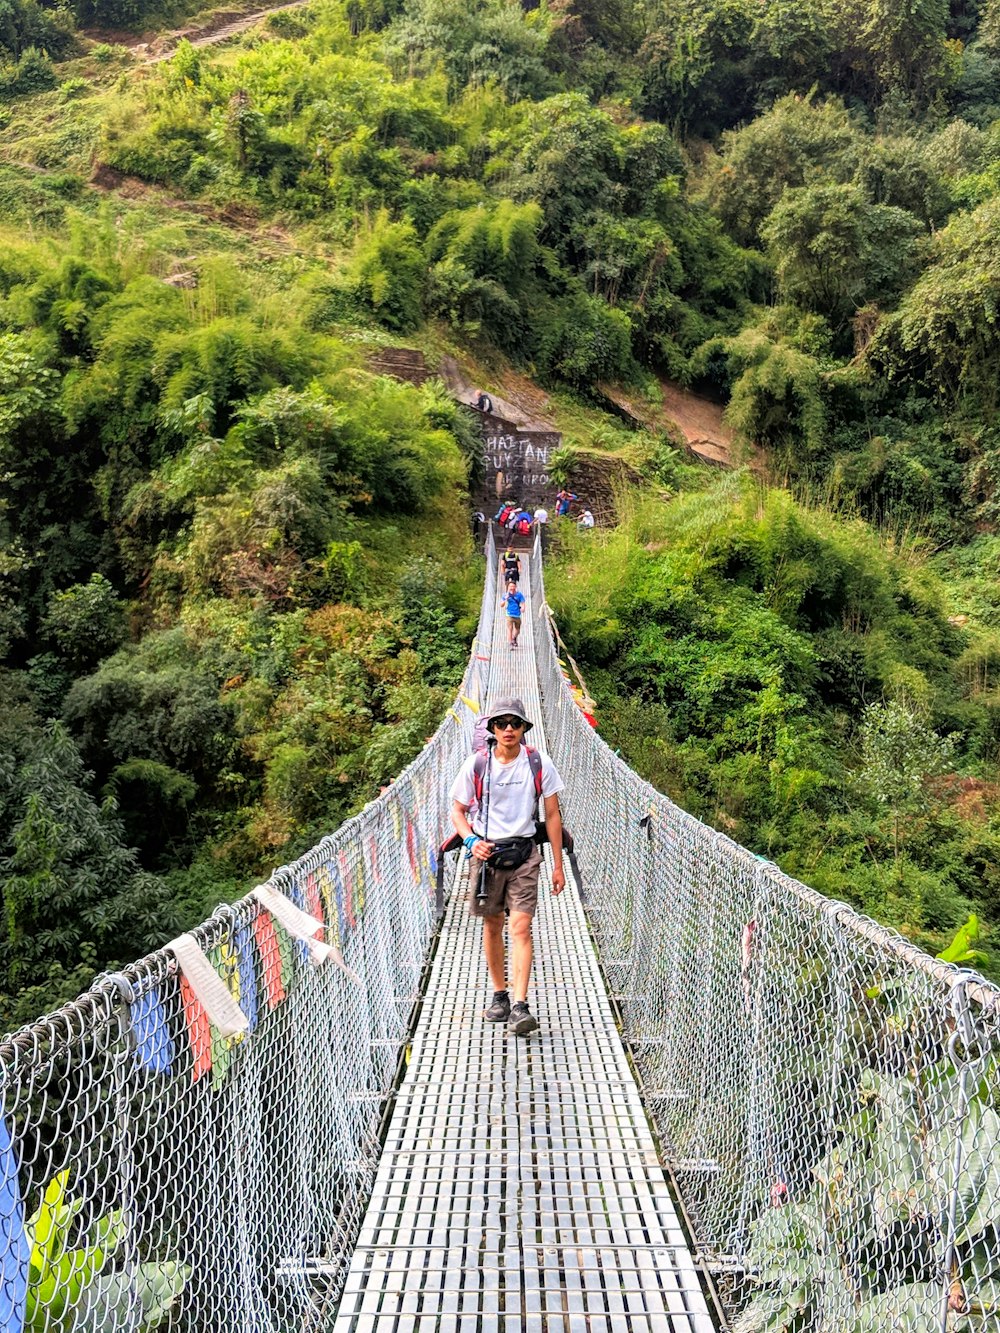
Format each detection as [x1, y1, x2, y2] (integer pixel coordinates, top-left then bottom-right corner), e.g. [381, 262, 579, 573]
[42, 574, 128, 672]
[0, 46, 56, 97]
[59, 76, 89, 100]
[90, 42, 126, 62]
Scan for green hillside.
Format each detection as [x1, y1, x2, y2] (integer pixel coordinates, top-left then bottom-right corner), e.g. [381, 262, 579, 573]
[3, 0, 1000, 1017]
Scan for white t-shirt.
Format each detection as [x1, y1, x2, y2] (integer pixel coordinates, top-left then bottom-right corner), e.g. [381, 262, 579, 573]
[534, 508, 549, 524]
[450, 746, 565, 839]
[578, 510, 595, 528]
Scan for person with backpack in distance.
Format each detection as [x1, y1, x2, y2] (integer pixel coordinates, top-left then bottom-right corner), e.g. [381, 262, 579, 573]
[501, 547, 521, 585]
[503, 579, 525, 648]
[449, 697, 565, 1035]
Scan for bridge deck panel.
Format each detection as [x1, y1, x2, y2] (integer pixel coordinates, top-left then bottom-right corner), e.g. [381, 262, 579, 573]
[332, 560, 714, 1331]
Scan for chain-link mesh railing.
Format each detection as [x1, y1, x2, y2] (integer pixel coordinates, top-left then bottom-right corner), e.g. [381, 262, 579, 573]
[528, 536, 1000, 1333]
[0, 534, 498, 1333]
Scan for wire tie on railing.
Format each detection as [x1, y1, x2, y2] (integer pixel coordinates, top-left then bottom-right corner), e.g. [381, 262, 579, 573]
[166, 933, 249, 1038]
[253, 884, 333, 966]
[949, 973, 978, 1053]
[820, 897, 854, 922]
[89, 971, 135, 1005]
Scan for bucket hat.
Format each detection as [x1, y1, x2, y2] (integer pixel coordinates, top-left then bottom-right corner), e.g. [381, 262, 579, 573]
[485, 696, 534, 732]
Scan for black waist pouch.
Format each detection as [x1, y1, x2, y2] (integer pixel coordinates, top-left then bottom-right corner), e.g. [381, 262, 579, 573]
[487, 837, 534, 871]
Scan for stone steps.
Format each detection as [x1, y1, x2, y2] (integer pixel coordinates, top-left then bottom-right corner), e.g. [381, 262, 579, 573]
[367, 347, 433, 386]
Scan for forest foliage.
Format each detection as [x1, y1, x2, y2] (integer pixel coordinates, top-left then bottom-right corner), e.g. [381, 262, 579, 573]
[5, 0, 1000, 1014]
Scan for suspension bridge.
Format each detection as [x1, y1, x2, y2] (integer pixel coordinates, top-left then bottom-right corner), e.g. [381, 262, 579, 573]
[1, 532, 999, 1333]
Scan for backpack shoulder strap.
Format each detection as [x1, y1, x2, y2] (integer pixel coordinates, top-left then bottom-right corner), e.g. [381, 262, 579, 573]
[472, 749, 488, 806]
[524, 745, 543, 797]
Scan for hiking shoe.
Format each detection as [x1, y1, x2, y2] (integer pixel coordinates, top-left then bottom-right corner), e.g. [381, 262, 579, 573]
[484, 991, 510, 1022]
[507, 1001, 539, 1036]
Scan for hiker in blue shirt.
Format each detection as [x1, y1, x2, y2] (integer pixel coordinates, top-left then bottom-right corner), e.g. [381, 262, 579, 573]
[504, 580, 525, 649]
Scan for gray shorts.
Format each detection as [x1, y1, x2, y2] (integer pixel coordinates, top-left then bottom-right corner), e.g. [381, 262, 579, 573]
[468, 846, 542, 918]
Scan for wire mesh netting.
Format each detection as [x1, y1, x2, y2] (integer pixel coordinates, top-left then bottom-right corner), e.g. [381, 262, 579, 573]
[0, 541, 498, 1333]
[527, 536, 1000, 1332]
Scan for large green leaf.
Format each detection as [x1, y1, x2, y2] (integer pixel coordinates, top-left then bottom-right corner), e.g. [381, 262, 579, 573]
[25, 1174, 125, 1329]
[849, 1283, 942, 1331]
[950, 1104, 1000, 1246]
[70, 1260, 190, 1333]
[731, 1286, 813, 1333]
[746, 1201, 826, 1286]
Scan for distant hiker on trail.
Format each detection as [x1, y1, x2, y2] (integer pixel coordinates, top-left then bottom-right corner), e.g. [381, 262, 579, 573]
[578, 508, 595, 528]
[555, 489, 577, 517]
[503, 580, 525, 649]
[533, 506, 549, 527]
[449, 696, 565, 1037]
[502, 548, 521, 585]
[474, 389, 494, 414]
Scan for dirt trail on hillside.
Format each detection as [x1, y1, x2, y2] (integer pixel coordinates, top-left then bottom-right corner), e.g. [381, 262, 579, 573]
[659, 380, 735, 465]
[599, 376, 752, 469]
[84, 0, 309, 62]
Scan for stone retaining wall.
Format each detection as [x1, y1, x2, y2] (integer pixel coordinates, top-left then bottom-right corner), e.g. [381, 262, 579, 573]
[478, 412, 560, 512]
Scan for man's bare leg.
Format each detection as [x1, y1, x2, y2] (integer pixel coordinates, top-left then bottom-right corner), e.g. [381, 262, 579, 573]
[483, 913, 507, 992]
[508, 910, 534, 1003]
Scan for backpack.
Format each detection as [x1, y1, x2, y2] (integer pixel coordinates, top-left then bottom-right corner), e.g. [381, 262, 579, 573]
[516, 517, 531, 535]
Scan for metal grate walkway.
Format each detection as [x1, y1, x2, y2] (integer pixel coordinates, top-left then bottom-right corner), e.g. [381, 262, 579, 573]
[332, 558, 715, 1332]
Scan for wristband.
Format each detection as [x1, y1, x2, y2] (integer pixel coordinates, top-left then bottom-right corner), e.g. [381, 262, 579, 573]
[463, 834, 480, 851]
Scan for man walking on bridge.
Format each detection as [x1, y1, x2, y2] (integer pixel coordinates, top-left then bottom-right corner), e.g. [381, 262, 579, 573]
[449, 697, 565, 1036]
[503, 580, 525, 649]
